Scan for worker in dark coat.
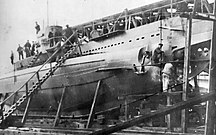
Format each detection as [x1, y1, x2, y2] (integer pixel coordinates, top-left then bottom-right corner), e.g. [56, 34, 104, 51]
[65, 25, 73, 39]
[31, 41, 36, 56]
[53, 29, 62, 45]
[10, 51, 14, 65]
[17, 44, 24, 60]
[35, 22, 40, 34]
[64, 25, 78, 45]
[24, 47, 31, 58]
[48, 28, 54, 47]
[24, 40, 32, 57]
[24, 40, 31, 50]
[152, 43, 164, 64]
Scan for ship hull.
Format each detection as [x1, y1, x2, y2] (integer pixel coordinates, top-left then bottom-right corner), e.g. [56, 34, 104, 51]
[1, 48, 161, 115]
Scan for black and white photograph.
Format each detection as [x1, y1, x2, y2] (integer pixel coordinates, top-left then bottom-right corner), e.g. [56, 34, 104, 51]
[0, 0, 215, 134]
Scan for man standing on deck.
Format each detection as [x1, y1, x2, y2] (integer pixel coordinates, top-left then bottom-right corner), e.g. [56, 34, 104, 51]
[24, 40, 31, 57]
[64, 25, 73, 45]
[31, 41, 36, 56]
[17, 44, 24, 60]
[10, 51, 14, 65]
[48, 28, 54, 47]
[53, 28, 62, 45]
[35, 22, 40, 34]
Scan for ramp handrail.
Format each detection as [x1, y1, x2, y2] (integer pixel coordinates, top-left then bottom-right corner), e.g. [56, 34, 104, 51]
[0, 33, 76, 106]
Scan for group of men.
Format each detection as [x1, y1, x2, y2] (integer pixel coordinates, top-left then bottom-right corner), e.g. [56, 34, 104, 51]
[151, 43, 176, 92]
[16, 40, 37, 61]
[48, 27, 63, 47]
[48, 25, 81, 48]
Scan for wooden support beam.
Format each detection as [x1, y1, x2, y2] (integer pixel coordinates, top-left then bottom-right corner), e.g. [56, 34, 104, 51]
[181, 12, 192, 133]
[86, 80, 102, 128]
[204, 0, 216, 134]
[53, 86, 66, 127]
[167, 85, 172, 131]
[90, 92, 215, 135]
[21, 83, 30, 125]
[21, 95, 33, 125]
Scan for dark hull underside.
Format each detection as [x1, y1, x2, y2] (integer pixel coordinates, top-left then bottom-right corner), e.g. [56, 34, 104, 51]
[1, 52, 161, 113]
[4, 63, 162, 115]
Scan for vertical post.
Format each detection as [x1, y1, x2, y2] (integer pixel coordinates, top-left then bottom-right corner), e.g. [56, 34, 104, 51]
[92, 22, 95, 31]
[204, 0, 216, 134]
[167, 88, 172, 131]
[47, 0, 49, 26]
[170, 0, 173, 18]
[86, 80, 102, 128]
[53, 86, 66, 127]
[181, 13, 192, 133]
[193, 76, 199, 94]
[128, 15, 131, 30]
[124, 9, 128, 30]
[159, 9, 163, 44]
[124, 96, 128, 121]
[36, 71, 42, 90]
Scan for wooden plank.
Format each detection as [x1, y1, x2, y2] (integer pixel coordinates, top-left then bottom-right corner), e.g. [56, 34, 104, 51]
[21, 83, 30, 125]
[53, 86, 66, 127]
[204, 0, 216, 134]
[89, 92, 215, 135]
[181, 13, 192, 133]
[86, 80, 101, 128]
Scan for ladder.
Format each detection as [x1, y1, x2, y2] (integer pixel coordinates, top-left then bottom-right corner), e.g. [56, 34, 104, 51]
[27, 52, 42, 68]
[0, 33, 77, 124]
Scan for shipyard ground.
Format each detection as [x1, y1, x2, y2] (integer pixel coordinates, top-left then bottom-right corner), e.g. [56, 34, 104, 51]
[0, 126, 206, 135]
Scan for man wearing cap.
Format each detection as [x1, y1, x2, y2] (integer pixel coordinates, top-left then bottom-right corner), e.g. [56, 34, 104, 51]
[64, 25, 73, 43]
[152, 43, 164, 64]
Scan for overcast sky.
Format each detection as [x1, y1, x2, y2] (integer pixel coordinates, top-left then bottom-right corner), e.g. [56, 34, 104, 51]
[0, 0, 162, 73]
